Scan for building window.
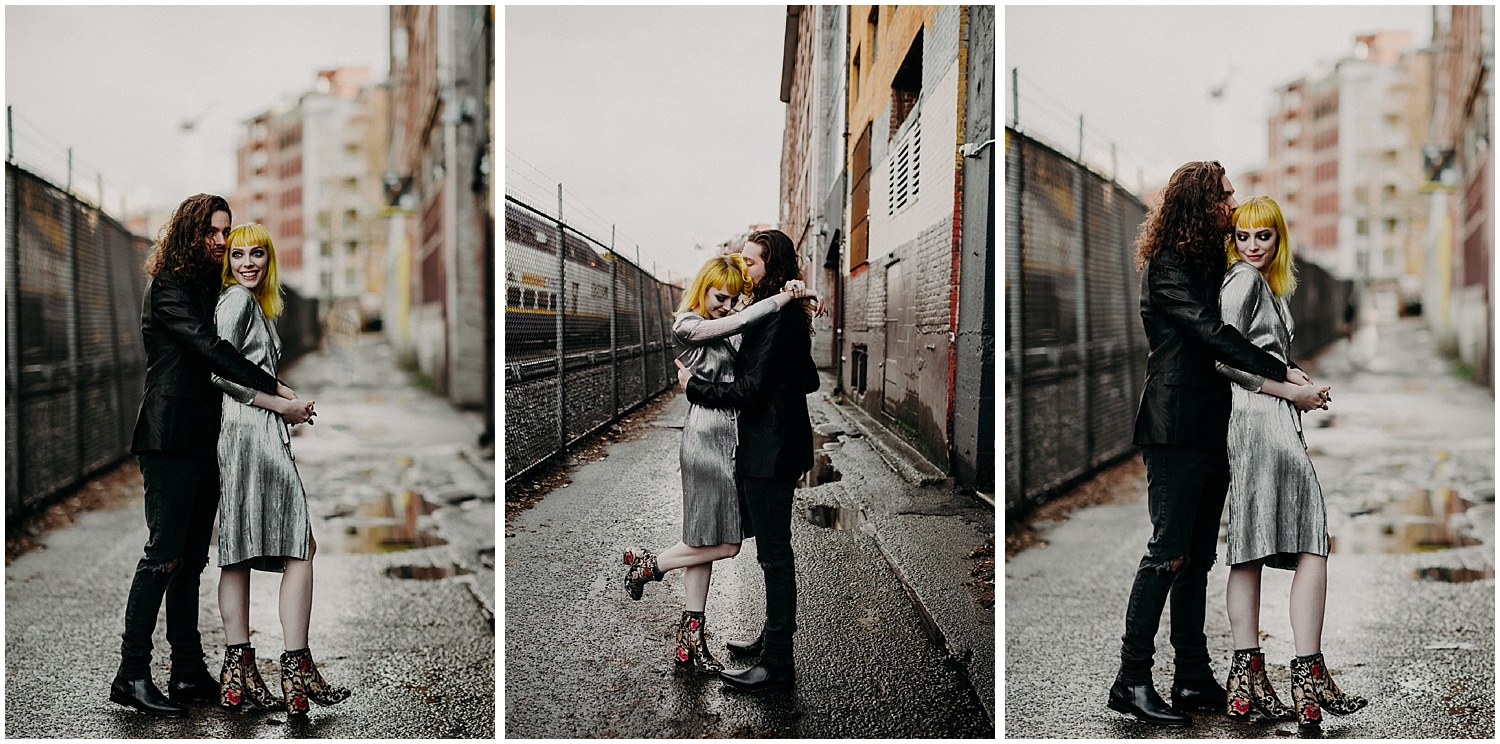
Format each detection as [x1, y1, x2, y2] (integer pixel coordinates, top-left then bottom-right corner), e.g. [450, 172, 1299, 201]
[320, 241, 332, 257]
[852, 50, 860, 103]
[1383, 183, 1397, 199]
[868, 6, 878, 65]
[890, 29, 923, 141]
[1356, 219, 1368, 235]
[1384, 217, 1398, 234]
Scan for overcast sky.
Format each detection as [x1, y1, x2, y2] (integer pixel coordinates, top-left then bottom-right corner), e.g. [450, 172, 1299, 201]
[1005, 5, 1433, 193]
[504, 5, 786, 284]
[5, 5, 388, 215]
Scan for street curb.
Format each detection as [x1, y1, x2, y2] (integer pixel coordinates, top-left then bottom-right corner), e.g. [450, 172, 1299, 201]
[806, 379, 995, 727]
[813, 383, 949, 488]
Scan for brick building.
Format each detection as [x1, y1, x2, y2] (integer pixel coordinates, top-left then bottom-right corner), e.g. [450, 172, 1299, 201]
[780, 5, 993, 490]
[385, 5, 494, 427]
[1424, 5, 1493, 388]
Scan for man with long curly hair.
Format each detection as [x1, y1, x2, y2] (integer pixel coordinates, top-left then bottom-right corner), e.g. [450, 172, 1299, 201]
[674, 228, 818, 691]
[1108, 162, 1317, 726]
[111, 193, 310, 717]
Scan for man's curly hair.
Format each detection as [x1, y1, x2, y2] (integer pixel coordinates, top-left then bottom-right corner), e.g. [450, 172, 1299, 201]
[143, 193, 230, 285]
[1133, 160, 1231, 281]
[746, 228, 813, 336]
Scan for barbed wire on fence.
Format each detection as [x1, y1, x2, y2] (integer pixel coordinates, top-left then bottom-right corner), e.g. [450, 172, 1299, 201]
[6, 108, 141, 223]
[503, 148, 695, 286]
[1005, 69, 1165, 198]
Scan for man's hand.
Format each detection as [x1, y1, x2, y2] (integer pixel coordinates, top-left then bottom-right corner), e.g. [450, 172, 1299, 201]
[277, 382, 298, 401]
[1288, 367, 1311, 386]
[674, 359, 692, 390]
[279, 398, 315, 425]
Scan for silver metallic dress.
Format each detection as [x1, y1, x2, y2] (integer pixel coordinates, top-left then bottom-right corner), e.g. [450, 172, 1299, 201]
[1216, 261, 1328, 570]
[211, 284, 310, 573]
[674, 296, 781, 546]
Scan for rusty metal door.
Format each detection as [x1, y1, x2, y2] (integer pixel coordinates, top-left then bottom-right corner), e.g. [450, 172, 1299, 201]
[881, 261, 915, 428]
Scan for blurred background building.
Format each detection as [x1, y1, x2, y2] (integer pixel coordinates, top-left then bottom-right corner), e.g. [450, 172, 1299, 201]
[384, 5, 495, 432]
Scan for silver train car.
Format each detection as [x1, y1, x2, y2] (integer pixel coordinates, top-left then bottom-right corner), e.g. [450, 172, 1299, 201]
[504, 202, 622, 357]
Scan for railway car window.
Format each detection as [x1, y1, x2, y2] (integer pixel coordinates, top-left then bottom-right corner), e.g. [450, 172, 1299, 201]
[508, 287, 521, 307]
[522, 289, 534, 309]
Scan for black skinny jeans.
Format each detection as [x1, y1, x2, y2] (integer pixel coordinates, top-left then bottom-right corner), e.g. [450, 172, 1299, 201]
[117, 452, 220, 680]
[742, 475, 797, 667]
[1117, 444, 1229, 685]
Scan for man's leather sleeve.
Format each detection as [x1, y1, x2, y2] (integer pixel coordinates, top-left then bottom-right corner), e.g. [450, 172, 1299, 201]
[1149, 260, 1288, 382]
[686, 312, 781, 410]
[152, 279, 281, 395]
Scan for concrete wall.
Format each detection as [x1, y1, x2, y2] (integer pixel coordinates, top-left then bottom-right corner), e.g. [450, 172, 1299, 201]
[952, 4, 995, 492]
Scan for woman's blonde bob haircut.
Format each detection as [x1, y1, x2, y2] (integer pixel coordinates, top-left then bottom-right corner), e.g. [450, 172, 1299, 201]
[222, 223, 285, 318]
[1226, 196, 1298, 297]
[677, 253, 753, 315]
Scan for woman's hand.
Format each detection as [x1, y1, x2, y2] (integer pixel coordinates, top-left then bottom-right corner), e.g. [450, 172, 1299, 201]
[1288, 367, 1312, 386]
[674, 359, 692, 391]
[279, 398, 315, 425]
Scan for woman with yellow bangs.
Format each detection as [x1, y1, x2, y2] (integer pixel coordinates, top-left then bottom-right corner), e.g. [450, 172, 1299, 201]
[1214, 197, 1366, 727]
[209, 223, 350, 717]
[621, 253, 816, 672]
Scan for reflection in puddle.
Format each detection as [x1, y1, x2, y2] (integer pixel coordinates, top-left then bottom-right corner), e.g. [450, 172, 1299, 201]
[386, 564, 473, 580]
[1413, 567, 1495, 583]
[799, 432, 843, 488]
[321, 490, 447, 554]
[805, 504, 869, 531]
[1337, 487, 1481, 554]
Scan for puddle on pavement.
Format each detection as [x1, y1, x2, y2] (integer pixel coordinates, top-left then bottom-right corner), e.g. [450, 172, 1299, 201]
[1336, 487, 1482, 555]
[1412, 566, 1494, 583]
[804, 503, 869, 531]
[799, 431, 843, 488]
[321, 490, 447, 554]
[386, 564, 473, 580]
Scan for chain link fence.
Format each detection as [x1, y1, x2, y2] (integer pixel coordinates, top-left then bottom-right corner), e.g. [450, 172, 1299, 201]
[7, 163, 150, 521]
[503, 195, 682, 483]
[1005, 129, 1355, 521]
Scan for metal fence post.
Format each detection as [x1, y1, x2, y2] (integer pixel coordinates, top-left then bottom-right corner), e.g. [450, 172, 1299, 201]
[1005, 132, 1025, 509]
[67, 189, 83, 499]
[609, 225, 618, 417]
[1072, 159, 1093, 467]
[655, 264, 668, 390]
[636, 246, 647, 393]
[7, 167, 25, 513]
[555, 184, 566, 458]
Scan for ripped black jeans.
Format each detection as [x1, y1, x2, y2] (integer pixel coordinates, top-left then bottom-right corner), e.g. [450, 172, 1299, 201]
[1117, 444, 1229, 685]
[117, 453, 220, 680]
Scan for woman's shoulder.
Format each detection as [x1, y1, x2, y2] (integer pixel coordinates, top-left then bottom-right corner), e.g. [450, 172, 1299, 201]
[217, 283, 258, 309]
[1222, 260, 1266, 288]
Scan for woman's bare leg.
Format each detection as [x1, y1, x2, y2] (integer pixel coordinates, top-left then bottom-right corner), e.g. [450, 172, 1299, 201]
[1289, 553, 1327, 656]
[683, 563, 712, 612]
[219, 563, 252, 646]
[654, 541, 739, 573]
[1225, 560, 1263, 650]
[279, 534, 316, 651]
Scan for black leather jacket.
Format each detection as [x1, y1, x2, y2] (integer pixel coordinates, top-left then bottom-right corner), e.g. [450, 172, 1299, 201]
[1133, 252, 1289, 450]
[130, 270, 281, 461]
[687, 305, 819, 479]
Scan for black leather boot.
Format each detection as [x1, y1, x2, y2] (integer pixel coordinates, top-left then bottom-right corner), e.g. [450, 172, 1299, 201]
[110, 676, 188, 717]
[719, 661, 795, 691]
[168, 665, 220, 704]
[1107, 678, 1190, 726]
[1170, 675, 1227, 712]
[725, 628, 765, 659]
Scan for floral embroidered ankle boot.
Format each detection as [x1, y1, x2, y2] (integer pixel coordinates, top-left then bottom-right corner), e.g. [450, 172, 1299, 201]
[1225, 648, 1293, 721]
[280, 648, 351, 717]
[219, 644, 282, 711]
[673, 610, 723, 673]
[623, 547, 663, 601]
[1291, 652, 1366, 726]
